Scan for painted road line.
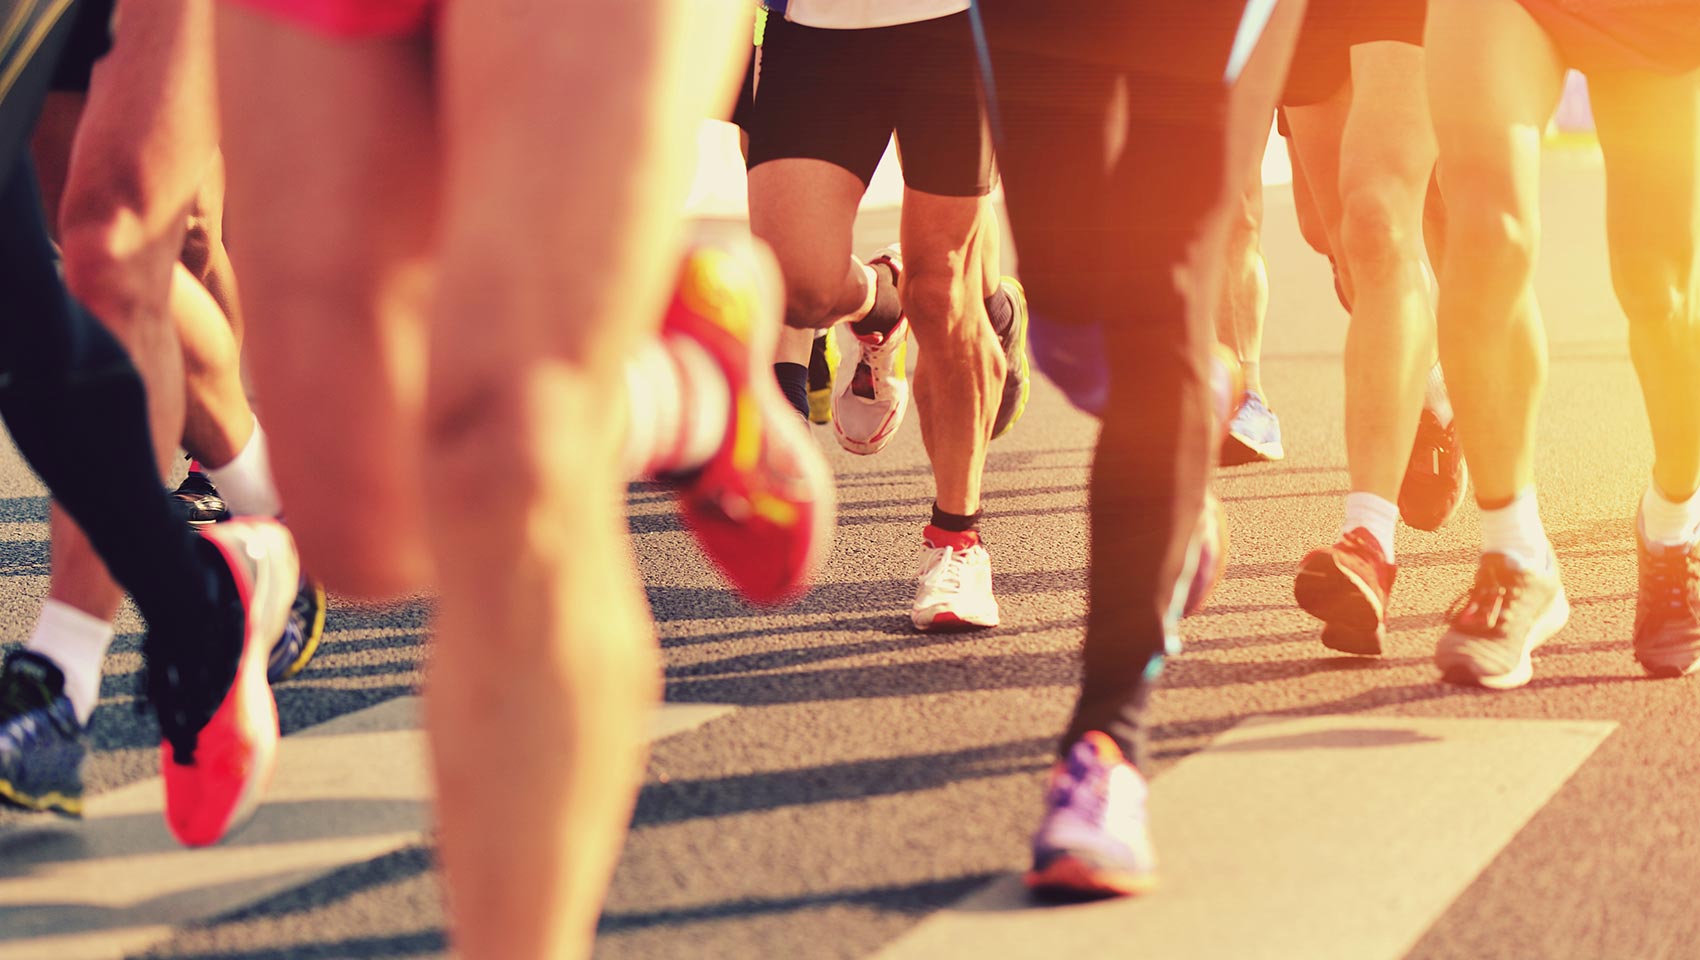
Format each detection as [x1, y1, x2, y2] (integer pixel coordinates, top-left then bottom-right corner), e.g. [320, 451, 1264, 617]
[0, 698, 734, 960]
[876, 715, 1615, 960]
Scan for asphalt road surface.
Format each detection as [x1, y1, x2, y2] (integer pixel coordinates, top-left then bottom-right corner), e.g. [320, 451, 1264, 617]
[3, 149, 1695, 960]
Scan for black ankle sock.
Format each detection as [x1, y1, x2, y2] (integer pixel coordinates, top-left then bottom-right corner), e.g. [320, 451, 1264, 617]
[850, 260, 902, 338]
[985, 286, 1015, 342]
[930, 503, 982, 534]
[773, 362, 810, 420]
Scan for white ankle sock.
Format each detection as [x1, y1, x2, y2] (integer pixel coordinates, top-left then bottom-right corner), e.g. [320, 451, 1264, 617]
[1424, 364, 1453, 428]
[206, 419, 283, 517]
[1342, 491, 1399, 562]
[1641, 482, 1700, 546]
[25, 600, 115, 726]
[623, 336, 730, 479]
[1479, 489, 1551, 571]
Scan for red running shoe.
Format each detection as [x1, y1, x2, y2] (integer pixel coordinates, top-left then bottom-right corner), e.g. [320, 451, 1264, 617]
[669, 243, 837, 606]
[1399, 410, 1468, 532]
[162, 518, 298, 847]
[1294, 527, 1397, 656]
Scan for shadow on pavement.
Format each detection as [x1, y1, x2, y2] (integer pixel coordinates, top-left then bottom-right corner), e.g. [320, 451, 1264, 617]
[598, 873, 1002, 933]
[633, 737, 1052, 827]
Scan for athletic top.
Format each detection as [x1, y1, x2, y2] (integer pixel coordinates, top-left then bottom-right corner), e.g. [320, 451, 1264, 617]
[1517, 0, 1700, 75]
[770, 0, 969, 29]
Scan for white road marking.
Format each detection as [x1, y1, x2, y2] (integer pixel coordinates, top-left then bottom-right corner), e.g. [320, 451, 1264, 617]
[0, 697, 734, 960]
[876, 714, 1615, 960]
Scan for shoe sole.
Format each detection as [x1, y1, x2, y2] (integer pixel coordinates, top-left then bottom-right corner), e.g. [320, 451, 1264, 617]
[1220, 432, 1284, 466]
[275, 581, 328, 683]
[1400, 439, 1469, 533]
[0, 777, 82, 818]
[172, 521, 297, 846]
[1025, 856, 1157, 901]
[679, 242, 838, 606]
[1635, 644, 1700, 679]
[992, 277, 1031, 441]
[913, 608, 1000, 633]
[1437, 583, 1570, 690]
[834, 396, 906, 455]
[1294, 555, 1385, 657]
[833, 344, 909, 455]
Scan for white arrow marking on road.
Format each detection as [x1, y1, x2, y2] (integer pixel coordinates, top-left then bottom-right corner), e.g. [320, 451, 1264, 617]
[0, 697, 734, 960]
[876, 714, 1615, 960]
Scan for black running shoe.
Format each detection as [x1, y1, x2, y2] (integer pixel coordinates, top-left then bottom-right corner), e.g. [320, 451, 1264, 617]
[172, 470, 230, 525]
[0, 650, 88, 817]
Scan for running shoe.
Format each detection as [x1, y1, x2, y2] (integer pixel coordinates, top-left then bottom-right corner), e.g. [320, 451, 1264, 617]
[806, 328, 838, 426]
[1027, 731, 1158, 900]
[268, 574, 328, 684]
[834, 246, 910, 455]
[1221, 392, 1284, 465]
[1632, 515, 1700, 678]
[1435, 552, 1568, 690]
[991, 277, 1031, 440]
[1183, 492, 1230, 618]
[0, 651, 86, 817]
[1294, 528, 1397, 656]
[912, 526, 1000, 631]
[670, 244, 836, 606]
[1399, 410, 1468, 532]
[1209, 343, 1246, 436]
[172, 468, 230, 525]
[158, 518, 298, 847]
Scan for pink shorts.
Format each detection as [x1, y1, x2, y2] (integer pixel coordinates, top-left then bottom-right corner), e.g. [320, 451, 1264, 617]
[225, 0, 437, 39]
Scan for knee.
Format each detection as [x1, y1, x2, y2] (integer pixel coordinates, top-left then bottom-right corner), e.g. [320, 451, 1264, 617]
[780, 266, 849, 330]
[58, 215, 154, 332]
[1336, 185, 1423, 285]
[422, 369, 620, 535]
[1436, 169, 1539, 282]
[1614, 262, 1698, 336]
[897, 254, 972, 337]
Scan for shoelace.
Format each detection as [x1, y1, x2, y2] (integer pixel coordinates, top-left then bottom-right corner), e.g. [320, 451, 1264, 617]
[1047, 749, 1110, 824]
[919, 545, 973, 594]
[1446, 563, 1522, 636]
[0, 667, 72, 748]
[1644, 545, 1700, 619]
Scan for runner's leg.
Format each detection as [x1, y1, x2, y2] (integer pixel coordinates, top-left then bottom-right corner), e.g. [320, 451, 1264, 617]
[428, 3, 749, 956]
[1425, 0, 1565, 511]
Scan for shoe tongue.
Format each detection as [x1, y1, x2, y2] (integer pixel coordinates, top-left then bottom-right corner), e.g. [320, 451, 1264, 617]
[924, 525, 980, 551]
[6, 650, 65, 695]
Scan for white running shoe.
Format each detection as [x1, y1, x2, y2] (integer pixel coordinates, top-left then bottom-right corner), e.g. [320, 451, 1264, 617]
[912, 528, 1001, 632]
[834, 246, 910, 455]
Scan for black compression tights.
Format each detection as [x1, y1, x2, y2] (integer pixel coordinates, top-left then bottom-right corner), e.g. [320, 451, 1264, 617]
[975, 0, 1302, 767]
[0, 158, 238, 737]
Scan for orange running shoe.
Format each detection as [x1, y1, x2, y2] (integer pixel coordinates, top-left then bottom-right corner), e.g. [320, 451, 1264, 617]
[161, 518, 298, 847]
[668, 243, 836, 606]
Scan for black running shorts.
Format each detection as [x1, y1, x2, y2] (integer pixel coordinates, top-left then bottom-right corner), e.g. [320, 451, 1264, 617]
[1282, 0, 1427, 107]
[744, 11, 995, 198]
[48, 0, 113, 93]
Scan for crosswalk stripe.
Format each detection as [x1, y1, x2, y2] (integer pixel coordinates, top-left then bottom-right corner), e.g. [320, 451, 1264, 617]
[0, 697, 734, 960]
[874, 714, 1615, 960]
